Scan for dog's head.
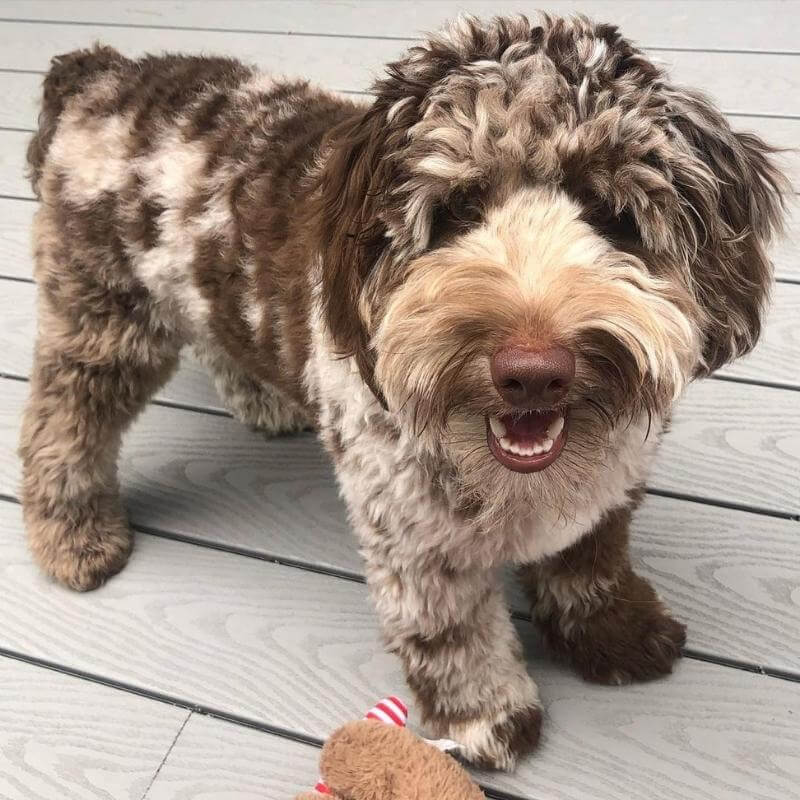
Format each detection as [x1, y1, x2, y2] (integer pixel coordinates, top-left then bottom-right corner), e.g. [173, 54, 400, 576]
[314, 14, 785, 507]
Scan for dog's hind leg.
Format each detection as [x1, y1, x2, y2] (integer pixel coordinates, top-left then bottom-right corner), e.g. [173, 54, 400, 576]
[19, 210, 182, 591]
[193, 339, 313, 434]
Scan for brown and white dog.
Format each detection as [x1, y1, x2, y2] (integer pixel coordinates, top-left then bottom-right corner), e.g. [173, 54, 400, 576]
[20, 15, 786, 769]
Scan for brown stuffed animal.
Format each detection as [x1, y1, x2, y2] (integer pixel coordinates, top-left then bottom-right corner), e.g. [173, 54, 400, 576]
[296, 698, 485, 800]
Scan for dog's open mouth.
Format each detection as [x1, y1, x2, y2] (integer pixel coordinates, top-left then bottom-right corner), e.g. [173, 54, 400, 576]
[486, 409, 567, 472]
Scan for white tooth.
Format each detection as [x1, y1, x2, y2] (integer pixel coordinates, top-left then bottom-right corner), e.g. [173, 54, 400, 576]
[499, 437, 512, 451]
[541, 437, 554, 453]
[547, 415, 565, 440]
[489, 416, 507, 438]
[531, 443, 543, 455]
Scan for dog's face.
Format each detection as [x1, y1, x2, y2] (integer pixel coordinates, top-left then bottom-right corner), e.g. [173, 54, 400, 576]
[316, 15, 784, 509]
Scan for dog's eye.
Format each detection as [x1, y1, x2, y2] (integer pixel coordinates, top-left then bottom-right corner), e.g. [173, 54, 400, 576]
[430, 191, 483, 246]
[582, 204, 640, 244]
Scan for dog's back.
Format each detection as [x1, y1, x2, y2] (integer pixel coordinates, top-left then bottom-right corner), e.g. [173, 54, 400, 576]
[25, 46, 364, 401]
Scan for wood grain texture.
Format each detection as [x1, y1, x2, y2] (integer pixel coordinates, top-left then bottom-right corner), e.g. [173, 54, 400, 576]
[145, 714, 321, 800]
[0, 21, 799, 116]
[0, 197, 35, 279]
[506, 493, 800, 674]
[3, 0, 799, 53]
[0, 129, 28, 198]
[157, 357, 226, 413]
[0, 656, 188, 800]
[0, 499, 798, 800]
[0, 71, 39, 132]
[1, 286, 798, 515]
[1, 360, 798, 536]
[651, 379, 800, 515]
[1, 375, 798, 671]
[774, 197, 800, 281]
[724, 114, 800, 192]
[1, 6, 798, 799]
[146, 681, 800, 800]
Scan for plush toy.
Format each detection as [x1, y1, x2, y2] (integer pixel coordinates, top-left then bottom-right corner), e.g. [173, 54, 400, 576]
[295, 698, 485, 800]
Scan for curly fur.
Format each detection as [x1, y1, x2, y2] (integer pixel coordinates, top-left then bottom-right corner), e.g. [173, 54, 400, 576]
[20, 14, 786, 770]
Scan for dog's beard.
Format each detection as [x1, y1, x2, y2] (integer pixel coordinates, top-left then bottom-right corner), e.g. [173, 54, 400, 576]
[436, 399, 648, 530]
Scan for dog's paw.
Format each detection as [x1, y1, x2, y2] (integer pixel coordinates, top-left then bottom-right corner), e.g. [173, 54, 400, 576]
[541, 572, 686, 685]
[27, 509, 133, 592]
[447, 701, 543, 771]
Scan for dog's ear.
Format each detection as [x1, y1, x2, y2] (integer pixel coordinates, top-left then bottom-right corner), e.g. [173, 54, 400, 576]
[315, 105, 397, 407]
[667, 88, 787, 374]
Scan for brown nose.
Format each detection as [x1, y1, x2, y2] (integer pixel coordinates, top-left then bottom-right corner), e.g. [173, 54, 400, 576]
[490, 345, 575, 408]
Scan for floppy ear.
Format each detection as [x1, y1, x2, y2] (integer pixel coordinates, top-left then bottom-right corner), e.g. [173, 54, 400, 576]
[667, 88, 787, 374]
[315, 104, 397, 407]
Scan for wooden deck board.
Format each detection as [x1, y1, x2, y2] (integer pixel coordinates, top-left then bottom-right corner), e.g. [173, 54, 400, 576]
[650, 379, 799, 515]
[144, 714, 321, 800]
[0, 186, 783, 284]
[2, 0, 799, 53]
[0, 278, 226, 412]
[1, 499, 798, 800]
[1, 376, 798, 672]
[0, 20, 799, 116]
[2, 349, 798, 516]
[0, 72, 39, 131]
[0, 129, 28, 197]
[0, 198, 36, 281]
[2, 74, 800, 199]
[0, 657, 188, 800]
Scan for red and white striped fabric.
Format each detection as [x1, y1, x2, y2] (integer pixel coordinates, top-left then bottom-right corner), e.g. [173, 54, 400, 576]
[364, 696, 408, 727]
[313, 697, 408, 795]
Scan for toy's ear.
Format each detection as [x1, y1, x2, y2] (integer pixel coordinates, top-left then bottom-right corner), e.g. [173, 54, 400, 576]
[666, 87, 787, 374]
[318, 719, 484, 800]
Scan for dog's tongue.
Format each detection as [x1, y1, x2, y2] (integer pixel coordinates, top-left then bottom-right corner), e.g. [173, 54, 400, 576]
[502, 410, 560, 443]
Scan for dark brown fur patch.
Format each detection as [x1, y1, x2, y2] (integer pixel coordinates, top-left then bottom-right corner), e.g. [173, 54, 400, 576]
[311, 106, 396, 406]
[473, 704, 543, 771]
[522, 497, 686, 685]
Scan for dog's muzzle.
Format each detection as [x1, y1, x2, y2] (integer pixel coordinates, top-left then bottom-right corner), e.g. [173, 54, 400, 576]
[486, 344, 574, 472]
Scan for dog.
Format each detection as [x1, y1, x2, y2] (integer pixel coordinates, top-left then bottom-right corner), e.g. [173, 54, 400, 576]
[20, 14, 786, 769]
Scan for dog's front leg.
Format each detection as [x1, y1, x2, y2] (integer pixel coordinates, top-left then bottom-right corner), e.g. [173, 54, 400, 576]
[357, 529, 542, 770]
[520, 503, 686, 685]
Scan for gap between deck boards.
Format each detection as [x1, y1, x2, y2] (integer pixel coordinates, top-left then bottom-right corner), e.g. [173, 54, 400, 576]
[0, 645, 531, 800]
[0, 366, 797, 522]
[1, 13, 800, 60]
[1, 490, 797, 683]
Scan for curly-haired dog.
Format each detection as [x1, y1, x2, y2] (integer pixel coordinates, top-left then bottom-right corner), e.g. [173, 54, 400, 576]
[21, 15, 786, 769]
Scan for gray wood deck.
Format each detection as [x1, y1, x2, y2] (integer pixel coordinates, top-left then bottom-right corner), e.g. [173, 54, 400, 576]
[0, 2, 798, 798]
